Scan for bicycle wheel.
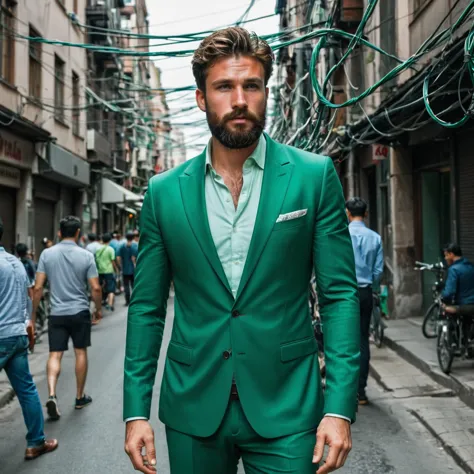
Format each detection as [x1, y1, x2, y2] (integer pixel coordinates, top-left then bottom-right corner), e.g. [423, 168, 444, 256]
[422, 303, 439, 339]
[372, 306, 384, 348]
[437, 327, 454, 374]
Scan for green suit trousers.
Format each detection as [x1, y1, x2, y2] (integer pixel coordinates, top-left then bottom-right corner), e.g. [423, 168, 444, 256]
[166, 398, 317, 474]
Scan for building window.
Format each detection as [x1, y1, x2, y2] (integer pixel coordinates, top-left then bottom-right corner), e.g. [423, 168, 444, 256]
[72, 71, 80, 135]
[0, 1, 15, 84]
[29, 27, 42, 100]
[54, 54, 65, 121]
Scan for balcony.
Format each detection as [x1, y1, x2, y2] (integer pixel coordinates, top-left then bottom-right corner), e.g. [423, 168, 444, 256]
[86, 0, 122, 57]
[86, 129, 112, 167]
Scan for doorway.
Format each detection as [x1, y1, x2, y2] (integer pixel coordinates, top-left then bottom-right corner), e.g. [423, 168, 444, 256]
[420, 168, 451, 310]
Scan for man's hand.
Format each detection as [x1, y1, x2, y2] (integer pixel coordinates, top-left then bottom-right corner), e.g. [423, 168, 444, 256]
[313, 416, 352, 473]
[125, 420, 157, 473]
[26, 320, 35, 352]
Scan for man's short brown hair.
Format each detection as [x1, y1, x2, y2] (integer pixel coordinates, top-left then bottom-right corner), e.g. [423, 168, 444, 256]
[192, 27, 274, 92]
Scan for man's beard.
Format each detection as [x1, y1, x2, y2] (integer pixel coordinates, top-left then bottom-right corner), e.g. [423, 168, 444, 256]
[205, 103, 266, 149]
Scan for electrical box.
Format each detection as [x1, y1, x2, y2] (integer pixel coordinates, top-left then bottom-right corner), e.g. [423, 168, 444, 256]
[340, 0, 364, 24]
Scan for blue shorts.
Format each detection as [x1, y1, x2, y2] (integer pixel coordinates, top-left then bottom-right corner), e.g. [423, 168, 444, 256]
[99, 273, 116, 295]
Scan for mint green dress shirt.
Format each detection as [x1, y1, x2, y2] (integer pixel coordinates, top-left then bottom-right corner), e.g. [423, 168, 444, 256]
[205, 135, 266, 298]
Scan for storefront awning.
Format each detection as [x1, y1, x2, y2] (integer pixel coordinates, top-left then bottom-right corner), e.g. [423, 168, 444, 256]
[39, 143, 90, 187]
[101, 178, 142, 204]
[117, 203, 137, 215]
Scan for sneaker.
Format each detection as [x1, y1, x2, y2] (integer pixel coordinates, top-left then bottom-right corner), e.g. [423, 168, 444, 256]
[358, 393, 369, 405]
[105, 304, 111, 311]
[110, 306, 115, 312]
[75, 394, 92, 410]
[46, 396, 60, 421]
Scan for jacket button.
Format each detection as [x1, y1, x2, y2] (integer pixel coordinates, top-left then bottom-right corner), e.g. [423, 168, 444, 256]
[223, 351, 230, 360]
[232, 310, 240, 317]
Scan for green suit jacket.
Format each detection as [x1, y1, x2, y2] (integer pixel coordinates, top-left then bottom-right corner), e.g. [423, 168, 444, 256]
[124, 134, 360, 439]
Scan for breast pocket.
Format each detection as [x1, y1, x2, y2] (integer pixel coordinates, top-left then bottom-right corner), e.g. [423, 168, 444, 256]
[272, 214, 308, 232]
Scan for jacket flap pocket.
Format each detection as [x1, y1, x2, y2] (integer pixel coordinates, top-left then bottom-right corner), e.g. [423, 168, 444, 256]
[281, 336, 317, 362]
[167, 342, 193, 366]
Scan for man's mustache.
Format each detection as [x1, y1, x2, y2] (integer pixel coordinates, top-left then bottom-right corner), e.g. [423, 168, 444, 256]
[223, 109, 260, 123]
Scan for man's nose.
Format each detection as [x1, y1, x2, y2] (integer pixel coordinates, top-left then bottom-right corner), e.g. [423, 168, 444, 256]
[231, 87, 247, 108]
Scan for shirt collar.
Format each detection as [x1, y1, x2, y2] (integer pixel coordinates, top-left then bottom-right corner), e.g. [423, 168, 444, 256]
[59, 240, 77, 246]
[205, 134, 266, 175]
[453, 257, 466, 266]
[349, 220, 366, 227]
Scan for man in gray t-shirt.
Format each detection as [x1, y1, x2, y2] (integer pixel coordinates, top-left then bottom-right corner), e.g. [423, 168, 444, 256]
[33, 216, 103, 421]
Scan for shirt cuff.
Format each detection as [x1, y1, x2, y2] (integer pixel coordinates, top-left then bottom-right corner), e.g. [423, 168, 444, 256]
[325, 413, 351, 422]
[125, 417, 148, 423]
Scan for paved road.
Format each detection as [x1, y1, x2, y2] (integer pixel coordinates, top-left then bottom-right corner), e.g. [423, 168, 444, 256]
[0, 297, 464, 473]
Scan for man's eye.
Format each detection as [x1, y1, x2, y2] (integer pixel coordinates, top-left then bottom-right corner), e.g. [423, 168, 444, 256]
[218, 85, 231, 90]
[246, 84, 259, 90]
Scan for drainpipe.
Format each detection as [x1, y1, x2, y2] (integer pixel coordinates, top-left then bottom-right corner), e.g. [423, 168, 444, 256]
[345, 150, 357, 198]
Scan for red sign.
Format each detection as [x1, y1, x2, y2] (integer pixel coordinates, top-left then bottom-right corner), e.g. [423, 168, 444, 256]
[373, 144, 390, 161]
[0, 135, 22, 162]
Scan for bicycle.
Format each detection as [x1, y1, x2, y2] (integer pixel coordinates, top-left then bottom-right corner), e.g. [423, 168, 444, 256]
[370, 291, 386, 348]
[414, 261, 445, 338]
[437, 304, 474, 374]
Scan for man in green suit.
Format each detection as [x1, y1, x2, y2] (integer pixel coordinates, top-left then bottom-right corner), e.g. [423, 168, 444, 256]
[124, 27, 360, 474]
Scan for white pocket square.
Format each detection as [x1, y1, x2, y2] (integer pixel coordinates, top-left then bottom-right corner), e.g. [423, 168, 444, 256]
[276, 209, 307, 223]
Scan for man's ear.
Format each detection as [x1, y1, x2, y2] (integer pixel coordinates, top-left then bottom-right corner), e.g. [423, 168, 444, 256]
[196, 89, 206, 112]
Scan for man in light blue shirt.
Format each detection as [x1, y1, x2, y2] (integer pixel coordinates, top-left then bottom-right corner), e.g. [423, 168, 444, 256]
[0, 218, 58, 459]
[346, 198, 384, 405]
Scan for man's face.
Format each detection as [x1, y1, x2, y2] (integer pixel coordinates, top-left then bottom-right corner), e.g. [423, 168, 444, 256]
[444, 251, 455, 266]
[196, 55, 268, 149]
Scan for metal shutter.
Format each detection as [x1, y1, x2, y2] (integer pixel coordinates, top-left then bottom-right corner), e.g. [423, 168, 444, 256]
[457, 134, 474, 261]
[0, 185, 17, 253]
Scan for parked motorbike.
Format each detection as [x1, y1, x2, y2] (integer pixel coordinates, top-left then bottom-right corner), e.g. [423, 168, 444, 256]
[437, 305, 474, 374]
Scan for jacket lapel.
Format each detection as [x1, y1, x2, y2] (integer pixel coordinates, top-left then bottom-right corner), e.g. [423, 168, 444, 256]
[234, 136, 294, 303]
[179, 152, 233, 296]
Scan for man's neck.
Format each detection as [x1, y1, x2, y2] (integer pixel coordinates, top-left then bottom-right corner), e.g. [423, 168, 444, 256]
[453, 256, 462, 263]
[62, 238, 76, 243]
[210, 136, 259, 175]
[351, 217, 364, 223]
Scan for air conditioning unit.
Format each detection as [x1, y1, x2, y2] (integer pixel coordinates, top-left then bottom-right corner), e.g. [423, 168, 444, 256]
[110, 8, 121, 29]
[137, 147, 147, 162]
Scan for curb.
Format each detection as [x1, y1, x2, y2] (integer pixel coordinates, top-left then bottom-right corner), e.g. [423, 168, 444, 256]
[383, 334, 474, 410]
[0, 387, 15, 409]
[409, 409, 474, 474]
[0, 326, 49, 411]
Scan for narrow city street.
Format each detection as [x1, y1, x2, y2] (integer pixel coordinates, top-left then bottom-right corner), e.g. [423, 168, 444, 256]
[0, 296, 466, 474]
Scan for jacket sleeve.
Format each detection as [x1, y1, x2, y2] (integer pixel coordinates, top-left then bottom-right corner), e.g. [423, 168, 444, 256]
[313, 157, 360, 423]
[123, 178, 172, 421]
[441, 267, 457, 304]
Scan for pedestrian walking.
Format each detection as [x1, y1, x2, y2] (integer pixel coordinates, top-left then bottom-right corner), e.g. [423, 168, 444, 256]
[95, 232, 118, 311]
[124, 27, 360, 474]
[0, 218, 58, 460]
[85, 233, 101, 255]
[117, 231, 138, 306]
[32, 216, 102, 421]
[346, 197, 384, 406]
[16, 243, 37, 287]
